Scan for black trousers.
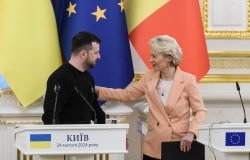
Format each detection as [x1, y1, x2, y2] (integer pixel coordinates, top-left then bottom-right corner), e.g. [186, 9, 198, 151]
[143, 154, 160, 160]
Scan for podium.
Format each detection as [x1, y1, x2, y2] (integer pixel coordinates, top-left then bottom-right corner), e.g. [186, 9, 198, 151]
[14, 124, 128, 159]
[197, 123, 250, 160]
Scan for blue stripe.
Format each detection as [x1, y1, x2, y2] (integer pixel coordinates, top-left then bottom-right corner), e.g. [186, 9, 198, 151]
[30, 134, 51, 141]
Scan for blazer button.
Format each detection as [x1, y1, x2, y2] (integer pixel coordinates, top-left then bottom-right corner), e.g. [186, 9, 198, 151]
[156, 122, 159, 126]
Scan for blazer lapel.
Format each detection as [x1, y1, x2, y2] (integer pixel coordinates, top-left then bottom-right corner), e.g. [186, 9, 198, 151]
[147, 71, 160, 102]
[166, 67, 185, 114]
[147, 71, 171, 123]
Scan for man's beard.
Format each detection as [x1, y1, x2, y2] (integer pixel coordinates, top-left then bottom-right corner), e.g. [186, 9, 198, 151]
[88, 63, 94, 69]
[86, 60, 95, 69]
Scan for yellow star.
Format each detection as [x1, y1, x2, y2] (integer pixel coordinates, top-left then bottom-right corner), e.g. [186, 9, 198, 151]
[118, 0, 125, 12]
[66, 2, 76, 17]
[91, 6, 107, 22]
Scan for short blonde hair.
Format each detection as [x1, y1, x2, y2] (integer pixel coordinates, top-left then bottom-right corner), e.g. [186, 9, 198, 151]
[149, 35, 182, 66]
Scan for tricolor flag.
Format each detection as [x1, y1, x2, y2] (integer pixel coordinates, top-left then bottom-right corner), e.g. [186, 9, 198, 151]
[30, 134, 52, 149]
[125, 0, 209, 81]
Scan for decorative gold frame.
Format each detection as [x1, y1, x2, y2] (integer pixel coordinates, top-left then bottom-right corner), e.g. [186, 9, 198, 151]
[202, 0, 250, 38]
[201, 74, 250, 83]
[208, 51, 250, 57]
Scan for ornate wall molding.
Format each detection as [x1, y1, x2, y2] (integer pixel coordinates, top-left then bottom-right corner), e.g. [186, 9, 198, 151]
[134, 51, 250, 83]
[209, 51, 250, 69]
[202, 0, 250, 39]
[0, 89, 13, 97]
[0, 120, 42, 125]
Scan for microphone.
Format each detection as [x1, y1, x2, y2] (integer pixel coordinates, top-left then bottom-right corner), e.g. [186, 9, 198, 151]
[236, 81, 247, 123]
[52, 84, 60, 124]
[74, 86, 97, 124]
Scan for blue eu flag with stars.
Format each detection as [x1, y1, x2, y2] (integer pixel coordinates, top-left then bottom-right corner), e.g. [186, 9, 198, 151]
[52, 0, 134, 88]
[225, 132, 245, 146]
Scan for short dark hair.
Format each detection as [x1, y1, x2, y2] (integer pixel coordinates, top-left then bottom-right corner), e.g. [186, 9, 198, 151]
[71, 31, 101, 55]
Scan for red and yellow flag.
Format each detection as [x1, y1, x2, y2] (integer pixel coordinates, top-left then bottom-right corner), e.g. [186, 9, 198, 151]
[126, 0, 209, 81]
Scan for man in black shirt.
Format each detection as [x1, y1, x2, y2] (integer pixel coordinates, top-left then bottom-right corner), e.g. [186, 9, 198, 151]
[42, 31, 105, 124]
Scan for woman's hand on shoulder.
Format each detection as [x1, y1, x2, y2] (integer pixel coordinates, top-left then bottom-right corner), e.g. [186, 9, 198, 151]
[95, 86, 100, 96]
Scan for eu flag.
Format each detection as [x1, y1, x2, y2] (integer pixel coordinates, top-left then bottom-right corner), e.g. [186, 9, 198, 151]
[225, 132, 245, 146]
[52, 0, 134, 88]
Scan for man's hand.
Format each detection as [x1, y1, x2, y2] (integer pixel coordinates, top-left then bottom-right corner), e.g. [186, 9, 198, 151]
[180, 132, 194, 152]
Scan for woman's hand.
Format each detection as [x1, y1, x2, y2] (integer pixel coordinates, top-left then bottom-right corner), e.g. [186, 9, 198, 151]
[180, 132, 194, 152]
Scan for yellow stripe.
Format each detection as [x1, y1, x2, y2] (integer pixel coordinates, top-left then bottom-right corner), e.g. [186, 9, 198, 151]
[30, 142, 51, 149]
[125, 0, 170, 33]
[0, 0, 62, 107]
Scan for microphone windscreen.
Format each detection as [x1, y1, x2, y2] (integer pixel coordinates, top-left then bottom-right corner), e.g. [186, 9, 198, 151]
[56, 84, 60, 91]
[54, 84, 60, 92]
[236, 81, 240, 91]
[74, 86, 79, 94]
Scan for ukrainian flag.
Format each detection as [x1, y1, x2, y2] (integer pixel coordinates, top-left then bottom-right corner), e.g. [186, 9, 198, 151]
[0, 0, 62, 107]
[30, 134, 52, 149]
